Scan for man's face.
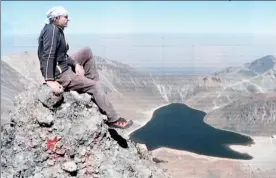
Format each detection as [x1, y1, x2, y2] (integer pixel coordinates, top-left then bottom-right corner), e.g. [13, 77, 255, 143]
[56, 15, 69, 28]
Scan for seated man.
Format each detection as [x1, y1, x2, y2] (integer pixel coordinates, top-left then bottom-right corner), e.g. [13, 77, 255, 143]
[37, 6, 133, 129]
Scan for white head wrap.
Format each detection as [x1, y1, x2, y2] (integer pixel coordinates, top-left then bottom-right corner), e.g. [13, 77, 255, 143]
[44, 6, 68, 24]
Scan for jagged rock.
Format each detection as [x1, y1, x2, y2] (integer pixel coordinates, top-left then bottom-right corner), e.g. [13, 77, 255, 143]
[70, 91, 93, 105]
[77, 146, 86, 156]
[37, 114, 54, 127]
[62, 161, 78, 173]
[47, 159, 55, 166]
[137, 143, 150, 159]
[37, 84, 63, 109]
[1, 88, 171, 178]
[152, 157, 167, 163]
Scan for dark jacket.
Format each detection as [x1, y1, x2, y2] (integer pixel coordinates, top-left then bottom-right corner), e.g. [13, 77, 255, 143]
[37, 23, 77, 81]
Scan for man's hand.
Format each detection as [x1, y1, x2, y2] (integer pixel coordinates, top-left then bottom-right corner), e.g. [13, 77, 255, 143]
[75, 64, 85, 76]
[46, 81, 63, 95]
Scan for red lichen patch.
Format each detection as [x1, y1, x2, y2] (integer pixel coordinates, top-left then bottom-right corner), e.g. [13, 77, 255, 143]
[47, 136, 67, 161]
[47, 137, 60, 150]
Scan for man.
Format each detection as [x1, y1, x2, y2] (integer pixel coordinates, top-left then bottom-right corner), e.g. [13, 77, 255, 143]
[37, 6, 133, 129]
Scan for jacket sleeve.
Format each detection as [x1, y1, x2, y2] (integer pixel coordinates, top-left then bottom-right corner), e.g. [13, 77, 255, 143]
[41, 24, 59, 81]
[66, 54, 79, 67]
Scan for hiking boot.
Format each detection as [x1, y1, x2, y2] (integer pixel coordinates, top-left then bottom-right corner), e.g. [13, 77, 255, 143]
[107, 117, 133, 129]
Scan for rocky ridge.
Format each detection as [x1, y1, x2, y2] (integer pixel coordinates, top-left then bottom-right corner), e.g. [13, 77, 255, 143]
[215, 55, 276, 78]
[204, 93, 276, 136]
[1, 60, 30, 124]
[1, 84, 170, 178]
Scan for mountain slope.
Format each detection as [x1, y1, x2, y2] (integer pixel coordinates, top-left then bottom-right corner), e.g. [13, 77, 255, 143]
[247, 55, 276, 74]
[204, 93, 276, 136]
[1, 60, 29, 124]
[215, 55, 276, 77]
[1, 51, 44, 84]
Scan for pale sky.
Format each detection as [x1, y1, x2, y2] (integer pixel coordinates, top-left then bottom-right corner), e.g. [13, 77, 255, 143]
[2, 1, 276, 69]
[2, 1, 276, 35]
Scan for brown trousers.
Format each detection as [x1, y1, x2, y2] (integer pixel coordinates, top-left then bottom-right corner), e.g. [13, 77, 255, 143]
[56, 47, 119, 122]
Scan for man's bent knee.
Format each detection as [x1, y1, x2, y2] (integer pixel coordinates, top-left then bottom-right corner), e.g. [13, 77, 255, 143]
[71, 47, 93, 65]
[81, 47, 93, 60]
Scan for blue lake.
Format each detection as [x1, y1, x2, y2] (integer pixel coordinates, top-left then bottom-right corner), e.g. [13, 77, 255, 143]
[130, 103, 254, 160]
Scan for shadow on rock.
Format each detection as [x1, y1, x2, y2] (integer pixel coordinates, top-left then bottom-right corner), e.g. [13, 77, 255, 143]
[108, 129, 128, 148]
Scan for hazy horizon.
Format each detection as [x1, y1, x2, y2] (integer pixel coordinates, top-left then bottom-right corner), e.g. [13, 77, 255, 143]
[2, 33, 276, 70]
[2, 1, 276, 70]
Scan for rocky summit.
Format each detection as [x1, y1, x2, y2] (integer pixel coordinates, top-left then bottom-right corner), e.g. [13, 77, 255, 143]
[1, 84, 170, 178]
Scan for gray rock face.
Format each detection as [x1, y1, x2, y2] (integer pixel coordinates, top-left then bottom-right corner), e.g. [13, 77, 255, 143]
[1, 87, 170, 178]
[37, 84, 64, 109]
[62, 161, 78, 173]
